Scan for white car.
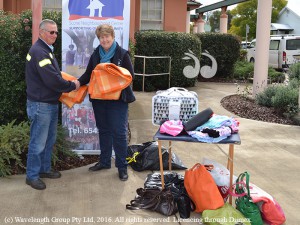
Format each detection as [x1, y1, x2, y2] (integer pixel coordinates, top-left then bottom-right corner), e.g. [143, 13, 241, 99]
[247, 35, 300, 70]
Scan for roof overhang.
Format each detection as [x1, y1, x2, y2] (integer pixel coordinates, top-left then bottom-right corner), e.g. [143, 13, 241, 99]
[187, 0, 202, 11]
[196, 0, 249, 13]
[271, 23, 294, 31]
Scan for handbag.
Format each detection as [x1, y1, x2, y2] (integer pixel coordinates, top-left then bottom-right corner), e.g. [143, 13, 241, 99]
[144, 172, 194, 218]
[126, 188, 178, 216]
[184, 163, 224, 212]
[234, 172, 263, 225]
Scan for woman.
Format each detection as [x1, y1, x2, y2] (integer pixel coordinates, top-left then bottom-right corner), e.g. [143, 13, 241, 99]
[77, 24, 135, 181]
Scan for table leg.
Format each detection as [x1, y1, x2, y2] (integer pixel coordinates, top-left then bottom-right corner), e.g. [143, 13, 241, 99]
[158, 140, 165, 189]
[168, 141, 172, 170]
[227, 144, 234, 205]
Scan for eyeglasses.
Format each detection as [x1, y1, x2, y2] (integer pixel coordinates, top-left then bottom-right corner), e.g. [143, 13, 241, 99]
[43, 29, 58, 35]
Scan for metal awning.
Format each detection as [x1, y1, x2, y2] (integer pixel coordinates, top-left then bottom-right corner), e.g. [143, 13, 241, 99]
[270, 23, 294, 31]
[187, 0, 202, 11]
[196, 0, 249, 13]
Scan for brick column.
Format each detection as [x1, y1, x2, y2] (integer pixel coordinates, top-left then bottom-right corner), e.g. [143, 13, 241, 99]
[32, 0, 42, 44]
[198, 13, 205, 33]
[220, 6, 228, 34]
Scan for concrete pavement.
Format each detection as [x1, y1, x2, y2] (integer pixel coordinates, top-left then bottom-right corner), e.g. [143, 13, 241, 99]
[0, 82, 299, 225]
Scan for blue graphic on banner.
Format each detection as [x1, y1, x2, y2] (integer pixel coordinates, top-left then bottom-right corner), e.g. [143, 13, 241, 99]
[68, 0, 124, 20]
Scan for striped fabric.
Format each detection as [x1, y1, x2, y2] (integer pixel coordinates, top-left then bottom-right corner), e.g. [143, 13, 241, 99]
[59, 72, 88, 108]
[88, 63, 132, 100]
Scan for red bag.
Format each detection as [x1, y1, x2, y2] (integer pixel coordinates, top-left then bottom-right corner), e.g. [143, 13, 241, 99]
[249, 182, 286, 225]
[184, 163, 224, 212]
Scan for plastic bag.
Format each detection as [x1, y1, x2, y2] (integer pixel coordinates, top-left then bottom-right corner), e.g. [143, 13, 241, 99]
[249, 182, 286, 225]
[202, 203, 251, 225]
[126, 141, 186, 171]
[202, 158, 236, 202]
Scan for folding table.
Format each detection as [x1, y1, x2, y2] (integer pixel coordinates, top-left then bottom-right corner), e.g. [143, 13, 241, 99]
[153, 130, 241, 204]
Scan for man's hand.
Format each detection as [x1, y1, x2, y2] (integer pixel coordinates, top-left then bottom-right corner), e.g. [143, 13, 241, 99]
[72, 80, 80, 91]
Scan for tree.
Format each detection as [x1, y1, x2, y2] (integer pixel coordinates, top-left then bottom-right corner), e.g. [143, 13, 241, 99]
[209, 10, 233, 33]
[229, 0, 287, 41]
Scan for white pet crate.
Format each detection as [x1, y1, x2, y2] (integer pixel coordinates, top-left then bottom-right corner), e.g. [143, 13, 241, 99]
[152, 87, 198, 125]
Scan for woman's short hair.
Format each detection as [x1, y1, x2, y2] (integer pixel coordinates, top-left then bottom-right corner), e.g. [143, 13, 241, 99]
[95, 24, 115, 39]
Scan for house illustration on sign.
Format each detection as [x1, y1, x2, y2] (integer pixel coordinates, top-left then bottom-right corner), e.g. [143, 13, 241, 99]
[87, 0, 104, 17]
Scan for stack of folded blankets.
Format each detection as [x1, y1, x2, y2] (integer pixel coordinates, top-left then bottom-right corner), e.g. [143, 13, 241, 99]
[59, 72, 88, 108]
[88, 63, 132, 100]
[59, 63, 132, 107]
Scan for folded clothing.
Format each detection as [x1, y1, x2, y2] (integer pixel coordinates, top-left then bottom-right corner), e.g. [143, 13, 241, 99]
[160, 120, 184, 136]
[184, 107, 214, 131]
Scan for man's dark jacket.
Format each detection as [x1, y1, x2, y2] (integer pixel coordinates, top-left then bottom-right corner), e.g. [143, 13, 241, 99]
[26, 38, 76, 104]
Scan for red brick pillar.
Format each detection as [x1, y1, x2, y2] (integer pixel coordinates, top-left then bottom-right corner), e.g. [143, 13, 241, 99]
[32, 0, 42, 44]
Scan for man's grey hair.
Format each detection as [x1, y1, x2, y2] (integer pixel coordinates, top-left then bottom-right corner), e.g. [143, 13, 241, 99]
[39, 19, 56, 29]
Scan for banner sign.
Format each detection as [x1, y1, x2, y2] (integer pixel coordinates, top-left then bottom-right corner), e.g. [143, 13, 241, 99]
[61, 0, 130, 154]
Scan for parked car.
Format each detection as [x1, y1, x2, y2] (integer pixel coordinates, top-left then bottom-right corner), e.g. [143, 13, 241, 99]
[241, 41, 250, 49]
[247, 35, 300, 70]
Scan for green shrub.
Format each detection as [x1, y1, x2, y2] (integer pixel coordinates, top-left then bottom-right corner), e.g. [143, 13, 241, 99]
[255, 84, 278, 107]
[255, 81, 299, 116]
[239, 49, 248, 61]
[134, 31, 201, 91]
[0, 120, 29, 177]
[195, 33, 240, 79]
[233, 61, 254, 80]
[288, 62, 300, 80]
[271, 86, 299, 115]
[0, 121, 78, 177]
[268, 67, 285, 83]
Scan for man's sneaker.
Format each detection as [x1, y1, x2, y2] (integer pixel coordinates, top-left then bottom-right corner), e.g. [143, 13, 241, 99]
[118, 169, 128, 181]
[39, 170, 61, 179]
[88, 162, 111, 172]
[26, 178, 46, 190]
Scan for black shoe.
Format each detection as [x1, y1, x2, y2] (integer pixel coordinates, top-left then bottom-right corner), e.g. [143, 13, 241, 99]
[26, 178, 46, 190]
[118, 169, 128, 181]
[39, 170, 61, 179]
[88, 162, 111, 172]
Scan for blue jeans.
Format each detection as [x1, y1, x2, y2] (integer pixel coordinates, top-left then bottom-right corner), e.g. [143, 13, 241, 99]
[26, 100, 58, 180]
[92, 100, 128, 170]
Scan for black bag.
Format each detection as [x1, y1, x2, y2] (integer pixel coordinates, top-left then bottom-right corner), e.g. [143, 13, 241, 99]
[126, 141, 186, 171]
[144, 172, 194, 219]
[126, 188, 178, 216]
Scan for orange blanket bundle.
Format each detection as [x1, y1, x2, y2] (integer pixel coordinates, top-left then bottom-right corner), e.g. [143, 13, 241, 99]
[59, 72, 88, 108]
[88, 63, 132, 100]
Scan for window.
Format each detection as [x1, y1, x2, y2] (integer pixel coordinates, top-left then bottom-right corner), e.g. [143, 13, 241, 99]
[140, 0, 163, 30]
[269, 40, 279, 50]
[43, 0, 62, 12]
[286, 39, 300, 50]
[250, 41, 256, 48]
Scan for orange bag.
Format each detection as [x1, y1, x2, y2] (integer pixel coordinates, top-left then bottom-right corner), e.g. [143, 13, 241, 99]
[88, 63, 132, 100]
[59, 72, 88, 108]
[184, 163, 224, 212]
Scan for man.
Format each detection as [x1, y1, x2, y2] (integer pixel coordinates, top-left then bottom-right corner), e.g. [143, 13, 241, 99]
[25, 19, 80, 190]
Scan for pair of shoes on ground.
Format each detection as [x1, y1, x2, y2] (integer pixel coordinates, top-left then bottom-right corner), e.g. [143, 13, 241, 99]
[89, 162, 128, 181]
[26, 170, 61, 190]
